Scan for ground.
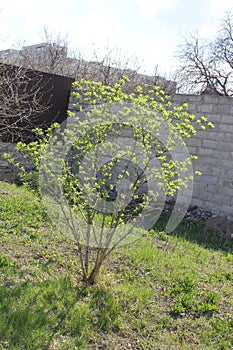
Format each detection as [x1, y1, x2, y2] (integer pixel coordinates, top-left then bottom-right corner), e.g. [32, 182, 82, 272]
[0, 181, 232, 349]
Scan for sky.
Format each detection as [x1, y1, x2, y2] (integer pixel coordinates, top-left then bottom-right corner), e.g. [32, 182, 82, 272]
[0, 0, 233, 76]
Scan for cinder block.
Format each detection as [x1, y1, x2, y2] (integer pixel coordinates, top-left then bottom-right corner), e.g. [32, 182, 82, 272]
[211, 167, 227, 177]
[194, 164, 213, 175]
[203, 201, 220, 213]
[213, 150, 231, 159]
[197, 191, 214, 201]
[221, 159, 233, 169]
[221, 115, 233, 124]
[213, 193, 231, 205]
[224, 169, 233, 179]
[187, 147, 198, 156]
[197, 148, 213, 156]
[198, 175, 219, 185]
[219, 205, 233, 217]
[219, 124, 233, 132]
[190, 198, 204, 208]
[217, 133, 233, 142]
[186, 95, 202, 102]
[206, 184, 220, 194]
[205, 115, 222, 124]
[200, 131, 221, 141]
[201, 157, 221, 166]
[202, 95, 221, 104]
[218, 141, 233, 152]
[197, 104, 213, 114]
[219, 187, 233, 197]
[186, 138, 201, 147]
[202, 139, 218, 149]
[215, 105, 232, 115]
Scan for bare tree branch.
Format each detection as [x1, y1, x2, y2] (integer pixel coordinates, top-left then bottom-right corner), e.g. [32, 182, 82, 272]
[175, 12, 233, 96]
[0, 63, 51, 142]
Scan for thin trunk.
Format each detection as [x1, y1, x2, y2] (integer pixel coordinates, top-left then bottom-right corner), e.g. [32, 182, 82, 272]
[84, 213, 92, 276]
[86, 248, 106, 284]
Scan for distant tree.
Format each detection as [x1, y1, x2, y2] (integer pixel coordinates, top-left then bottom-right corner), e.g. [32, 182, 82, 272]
[176, 12, 233, 95]
[74, 46, 176, 93]
[5, 27, 176, 93]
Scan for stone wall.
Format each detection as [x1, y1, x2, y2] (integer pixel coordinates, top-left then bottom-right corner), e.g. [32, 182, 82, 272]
[172, 94, 233, 220]
[0, 143, 21, 182]
[68, 93, 233, 220]
[0, 142, 34, 182]
[1, 93, 233, 220]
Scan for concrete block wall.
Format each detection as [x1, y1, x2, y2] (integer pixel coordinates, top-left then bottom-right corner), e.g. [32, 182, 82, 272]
[0, 143, 21, 182]
[172, 94, 233, 220]
[0, 142, 33, 182]
[69, 93, 233, 219]
[1, 93, 233, 220]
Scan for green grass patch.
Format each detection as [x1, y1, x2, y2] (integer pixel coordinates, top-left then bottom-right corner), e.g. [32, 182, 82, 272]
[0, 181, 232, 349]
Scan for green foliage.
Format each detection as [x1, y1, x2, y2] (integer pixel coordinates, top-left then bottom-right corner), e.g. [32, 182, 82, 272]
[90, 287, 122, 331]
[168, 275, 220, 317]
[0, 182, 47, 237]
[5, 77, 214, 284]
[4, 123, 59, 193]
[0, 255, 15, 268]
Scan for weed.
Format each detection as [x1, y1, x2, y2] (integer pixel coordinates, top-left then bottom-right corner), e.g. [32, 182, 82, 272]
[0, 255, 15, 268]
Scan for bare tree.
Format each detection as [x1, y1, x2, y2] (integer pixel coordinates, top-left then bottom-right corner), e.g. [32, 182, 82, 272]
[0, 63, 51, 142]
[176, 12, 233, 95]
[142, 64, 177, 94]
[87, 44, 142, 87]
[81, 46, 177, 93]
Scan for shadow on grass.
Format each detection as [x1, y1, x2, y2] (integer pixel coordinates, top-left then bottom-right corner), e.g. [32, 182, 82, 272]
[153, 213, 233, 253]
[0, 274, 121, 349]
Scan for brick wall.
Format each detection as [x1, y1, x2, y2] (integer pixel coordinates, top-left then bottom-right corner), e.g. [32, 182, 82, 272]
[172, 94, 233, 220]
[1, 93, 233, 220]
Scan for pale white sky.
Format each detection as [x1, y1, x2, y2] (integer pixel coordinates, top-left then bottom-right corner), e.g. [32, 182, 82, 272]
[0, 0, 232, 75]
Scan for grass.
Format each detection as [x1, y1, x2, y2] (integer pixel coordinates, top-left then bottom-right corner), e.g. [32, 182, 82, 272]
[0, 180, 232, 349]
